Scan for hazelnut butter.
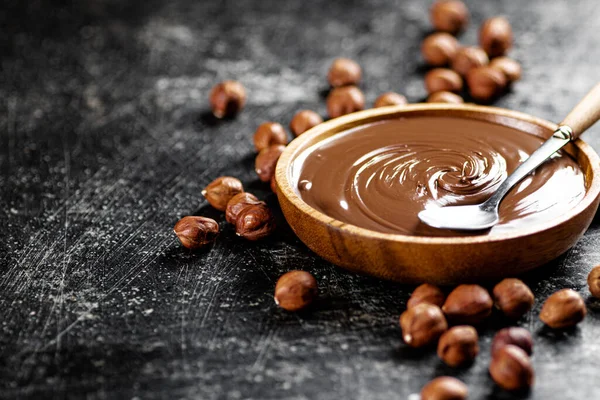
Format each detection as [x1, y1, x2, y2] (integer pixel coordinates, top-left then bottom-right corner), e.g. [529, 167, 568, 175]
[292, 117, 585, 237]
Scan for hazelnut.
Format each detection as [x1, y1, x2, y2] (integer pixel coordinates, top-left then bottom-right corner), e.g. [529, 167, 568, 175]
[437, 325, 479, 367]
[430, 0, 469, 34]
[225, 192, 264, 225]
[491, 327, 533, 357]
[466, 66, 507, 102]
[327, 86, 366, 118]
[539, 288, 586, 329]
[374, 92, 408, 108]
[255, 144, 286, 183]
[290, 110, 323, 137]
[235, 203, 276, 241]
[427, 91, 464, 104]
[327, 58, 362, 87]
[480, 17, 513, 58]
[274, 270, 318, 311]
[407, 283, 446, 309]
[209, 80, 246, 118]
[202, 176, 244, 211]
[493, 278, 534, 319]
[489, 345, 534, 391]
[442, 284, 493, 324]
[253, 122, 288, 152]
[588, 265, 600, 298]
[451, 46, 489, 76]
[489, 57, 522, 82]
[173, 216, 219, 250]
[425, 68, 463, 94]
[421, 376, 468, 400]
[399, 303, 448, 348]
[270, 175, 278, 193]
[421, 32, 460, 67]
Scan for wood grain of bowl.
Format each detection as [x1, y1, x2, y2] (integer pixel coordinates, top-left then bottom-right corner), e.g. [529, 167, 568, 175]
[274, 104, 600, 284]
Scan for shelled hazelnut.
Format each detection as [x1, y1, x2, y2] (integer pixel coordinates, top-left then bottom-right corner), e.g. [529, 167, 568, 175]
[421, 32, 460, 67]
[451, 46, 489, 76]
[290, 110, 323, 136]
[174, 216, 219, 250]
[425, 68, 463, 94]
[437, 325, 479, 367]
[421, 376, 468, 400]
[202, 176, 244, 211]
[209, 80, 247, 118]
[327, 86, 365, 118]
[430, 0, 470, 34]
[489, 345, 534, 391]
[235, 203, 276, 241]
[407, 283, 446, 309]
[274, 270, 318, 311]
[466, 66, 507, 102]
[427, 91, 464, 103]
[225, 192, 265, 224]
[399, 303, 448, 348]
[255, 144, 286, 182]
[491, 327, 533, 357]
[539, 289, 586, 329]
[374, 92, 408, 108]
[327, 58, 362, 87]
[588, 265, 600, 298]
[253, 122, 288, 152]
[493, 278, 534, 319]
[442, 284, 493, 324]
[480, 17, 513, 58]
[489, 57, 522, 83]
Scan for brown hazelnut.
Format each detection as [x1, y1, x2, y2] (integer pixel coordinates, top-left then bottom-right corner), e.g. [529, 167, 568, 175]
[442, 284, 493, 324]
[290, 110, 323, 137]
[489, 57, 522, 82]
[430, 0, 469, 34]
[270, 175, 278, 193]
[327, 86, 366, 118]
[421, 376, 468, 400]
[480, 17, 513, 58]
[235, 203, 276, 241]
[437, 325, 479, 367]
[209, 80, 246, 118]
[374, 92, 408, 108]
[407, 283, 446, 309]
[451, 46, 489, 76]
[399, 303, 448, 348]
[225, 192, 264, 225]
[489, 345, 534, 391]
[539, 288, 586, 329]
[588, 265, 600, 298]
[274, 270, 318, 311]
[492, 278, 534, 319]
[427, 91, 464, 104]
[421, 32, 460, 67]
[466, 66, 507, 102]
[491, 327, 533, 357]
[253, 122, 287, 152]
[173, 216, 219, 250]
[202, 176, 244, 211]
[327, 58, 362, 87]
[425, 68, 463, 94]
[255, 144, 286, 183]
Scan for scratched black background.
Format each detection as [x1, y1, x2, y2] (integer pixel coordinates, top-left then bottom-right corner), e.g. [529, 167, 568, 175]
[1, 0, 600, 399]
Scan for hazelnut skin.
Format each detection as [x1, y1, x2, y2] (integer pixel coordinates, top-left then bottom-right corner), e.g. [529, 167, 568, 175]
[489, 345, 534, 391]
[235, 203, 276, 241]
[174, 216, 219, 250]
[437, 325, 479, 367]
[253, 122, 288, 152]
[588, 265, 600, 298]
[466, 66, 507, 102]
[491, 327, 533, 357]
[374, 92, 408, 108]
[290, 110, 323, 137]
[430, 0, 470, 34]
[427, 91, 464, 104]
[480, 17, 513, 58]
[539, 288, 586, 329]
[421, 376, 468, 400]
[209, 80, 247, 118]
[442, 284, 493, 324]
[202, 176, 244, 211]
[493, 278, 534, 319]
[407, 283, 446, 309]
[255, 144, 286, 183]
[326, 86, 366, 118]
[489, 57, 522, 82]
[225, 192, 264, 225]
[421, 32, 460, 67]
[425, 68, 463, 94]
[327, 58, 362, 87]
[399, 303, 448, 348]
[274, 270, 318, 311]
[451, 46, 489, 76]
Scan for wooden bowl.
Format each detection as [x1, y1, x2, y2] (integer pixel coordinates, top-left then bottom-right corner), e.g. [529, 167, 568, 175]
[274, 104, 600, 285]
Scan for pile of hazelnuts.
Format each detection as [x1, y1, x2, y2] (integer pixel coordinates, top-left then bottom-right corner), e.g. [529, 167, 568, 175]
[422, 0, 521, 103]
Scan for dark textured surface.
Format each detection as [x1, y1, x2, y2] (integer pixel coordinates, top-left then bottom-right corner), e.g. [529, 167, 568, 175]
[1, 1, 600, 399]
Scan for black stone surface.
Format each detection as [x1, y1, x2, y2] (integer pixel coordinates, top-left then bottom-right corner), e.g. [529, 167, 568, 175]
[1, 0, 600, 399]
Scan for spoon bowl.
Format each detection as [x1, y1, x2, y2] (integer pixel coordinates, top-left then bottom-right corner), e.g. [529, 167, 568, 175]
[418, 205, 499, 231]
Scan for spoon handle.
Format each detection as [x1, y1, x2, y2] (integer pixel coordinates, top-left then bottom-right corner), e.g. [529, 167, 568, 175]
[561, 82, 600, 139]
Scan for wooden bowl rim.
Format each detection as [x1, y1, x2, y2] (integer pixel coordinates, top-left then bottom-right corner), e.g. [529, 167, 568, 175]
[275, 104, 600, 245]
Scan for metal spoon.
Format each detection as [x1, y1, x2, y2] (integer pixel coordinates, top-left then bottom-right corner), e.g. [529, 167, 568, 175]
[418, 83, 600, 231]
